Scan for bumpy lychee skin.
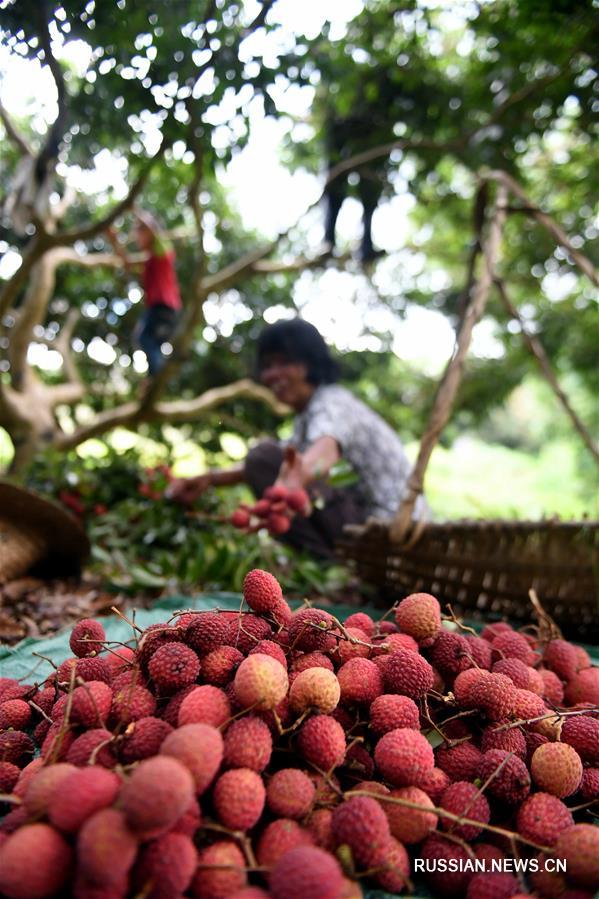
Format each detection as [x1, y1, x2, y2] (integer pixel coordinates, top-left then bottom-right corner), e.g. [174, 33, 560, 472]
[466, 872, 520, 899]
[266, 768, 316, 819]
[539, 668, 565, 705]
[384, 648, 434, 699]
[440, 781, 490, 841]
[77, 808, 138, 887]
[111, 684, 156, 724]
[419, 766, 452, 804]
[492, 657, 530, 688]
[160, 722, 223, 795]
[0, 823, 73, 899]
[431, 631, 472, 679]
[118, 715, 173, 763]
[471, 673, 516, 721]
[332, 795, 391, 867]
[289, 667, 340, 714]
[554, 824, 599, 888]
[66, 729, 116, 769]
[516, 792, 573, 847]
[0, 761, 20, 793]
[512, 688, 547, 721]
[492, 630, 536, 665]
[478, 749, 531, 804]
[292, 652, 334, 674]
[121, 755, 195, 838]
[178, 684, 231, 728]
[243, 568, 283, 614]
[70, 618, 106, 658]
[148, 642, 200, 693]
[213, 767, 266, 830]
[223, 716, 273, 772]
[560, 715, 599, 765]
[202, 645, 244, 685]
[288, 608, 336, 653]
[465, 634, 493, 670]
[480, 722, 527, 760]
[227, 613, 274, 654]
[372, 632, 419, 657]
[256, 819, 314, 869]
[369, 694, 420, 735]
[337, 657, 383, 705]
[269, 845, 344, 899]
[71, 681, 113, 727]
[249, 639, 288, 668]
[49, 767, 120, 834]
[420, 835, 472, 896]
[345, 612, 375, 636]
[336, 627, 371, 663]
[306, 808, 335, 851]
[383, 785, 437, 843]
[564, 667, 599, 705]
[374, 727, 435, 787]
[133, 831, 197, 899]
[297, 715, 346, 771]
[22, 763, 77, 819]
[543, 639, 579, 681]
[184, 611, 228, 655]
[0, 699, 31, 730]
[234, 653, 289, 711]
[395, 592, 441, 646]
[436, 741, 483, 782]
[531, 742, 583, 798]
[453, 668, 490, 709]
[579, 767, 599, 801]
[192, 840, 247, 899]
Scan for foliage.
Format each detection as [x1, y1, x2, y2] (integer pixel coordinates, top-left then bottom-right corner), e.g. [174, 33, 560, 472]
[23, 446, 352, 596]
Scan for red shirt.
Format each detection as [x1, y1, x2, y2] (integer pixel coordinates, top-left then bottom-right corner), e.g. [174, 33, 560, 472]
[142, 246, 182, 310]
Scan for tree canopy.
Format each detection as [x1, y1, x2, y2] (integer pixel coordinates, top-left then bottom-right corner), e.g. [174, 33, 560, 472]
[0, 0, 597, 498]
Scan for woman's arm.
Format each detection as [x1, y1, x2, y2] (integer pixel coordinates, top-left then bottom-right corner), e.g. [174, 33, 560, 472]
[168, 465, 245, 504]
[276, 436, 341, 490]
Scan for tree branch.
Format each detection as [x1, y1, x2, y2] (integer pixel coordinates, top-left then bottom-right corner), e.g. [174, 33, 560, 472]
[54, 378, 289, 450]
[480, 169, 598, 288]
[0, 100, 33, 157]
[495, 277, 599, 467]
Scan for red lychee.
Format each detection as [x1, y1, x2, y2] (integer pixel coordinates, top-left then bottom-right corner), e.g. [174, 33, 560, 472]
[337, 657, 383, 705]
[289, 667, 340, 714]
[384, 648, 434, 699]
[213, 767, 266, 830]
[394, 592, 441, 646]
[266, 768, 316, 819]
[160, 722, 223, 795]
[531, 742, 583, 798]
[369, 693, 420, 735]
[223, 715, 273, 772]
[0, 823, 73, 899]
[234, 653, 289, 711]
[70, 618, 106, 658]
[121, 755, 195, 838]
[77, 808, 137, 887]
[374, 727, 435, 787]
[516, 792, 574, 847]
[439, 781, 490, 840]
[297, 715, 346, 771]
[269, 846, 344, 899]
[148, 643, 200, 693]
[192, 841, 247, 899]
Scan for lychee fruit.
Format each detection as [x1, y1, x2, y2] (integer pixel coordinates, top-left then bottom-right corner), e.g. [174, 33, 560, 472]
[466, 872, 520, 899]
[192, 841, 247, 898]
[49, 767, 120, 834]
[77, 808, 138, 886]
[160, 722, 223, 795]
[118, 716, 173, 763]
[269, 845, 344, 899]
[289, 667, 340, 714]
[70, 618, 106, 658]
[121, 755, 195, 838]
[492, 657, 530, 688]
[543, 639, 580, 681]
[395, 592, 441, 646]
[297, 715, 346, 771]
[369, 694, 420, 735]
[66, 729, 116, 768]
[266, 768, 315, 819]
[337, 658, 383, 705]
[243, 568, 283, 614]
[223, 716, 273, 772]
[71, 681, 113, 728]
[564, 668, 599, 705]
[202, 645, 244, 685]
[148, 643, 200, 693]
[384, 649, 434, 699]
[133, 831, 197, 898]
[178, 684, 231, 728]
[256, 819, 314, 869]
[470, 673, 516, 720]
[0, 823, 73, 899]
[516, 792, 574, 846]
[344, 612, 375, 636]
[382, 785, 437, 843]
[234, 653, 289, 711]
[480, 722, 527, 760]
[212, 767, 266, 830]
[370, 836, 411, 893]
[431, 631, 472, 678]
[439, 781, 490, 840]
[111, 684, 156, 724]
[478, 749, 531, 803]
[0, 699, 31, 731]
[531, 742, 583, 797]
[336, 627, 371, 664]
[560, 715, 599, 765]
[292, 652, 334, 674]
[554, 824, 599, 888]
[420, 835, 472, 895]
[374, 727, 435, 787]
[436, 740, 483, 782]
[184, 611, 228, 655]
[288, 608, 336, 653]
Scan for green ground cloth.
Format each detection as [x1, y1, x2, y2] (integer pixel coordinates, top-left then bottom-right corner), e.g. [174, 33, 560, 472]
[1, 594, 597, 899]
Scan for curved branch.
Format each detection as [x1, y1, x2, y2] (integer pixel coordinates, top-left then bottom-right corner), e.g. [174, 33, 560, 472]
[0, 100, 32, 157]
[54, 378, 289, 450]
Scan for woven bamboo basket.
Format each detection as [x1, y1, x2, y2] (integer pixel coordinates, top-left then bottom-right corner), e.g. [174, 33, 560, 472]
[336, 182, 599, 641]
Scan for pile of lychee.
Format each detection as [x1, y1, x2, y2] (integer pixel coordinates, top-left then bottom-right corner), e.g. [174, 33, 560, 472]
[230, 486, 310, 536]
[0, 570, 598, 899]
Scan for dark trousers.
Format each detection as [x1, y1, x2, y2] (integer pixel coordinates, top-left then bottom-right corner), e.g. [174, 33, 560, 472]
[136, 304, 180, 376]
[324, 169, 382, 262]
[244, 441, 367, 558]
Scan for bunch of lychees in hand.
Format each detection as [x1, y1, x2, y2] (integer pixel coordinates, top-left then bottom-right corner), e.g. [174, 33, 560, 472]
[230, 485, 310, 536]
[1, 569, 598, 899]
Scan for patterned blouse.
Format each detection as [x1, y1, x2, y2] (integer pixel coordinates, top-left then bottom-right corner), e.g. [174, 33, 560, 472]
[292, 384, 429, 521]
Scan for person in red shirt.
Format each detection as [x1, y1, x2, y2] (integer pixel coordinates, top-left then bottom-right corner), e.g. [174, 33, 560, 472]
[106, 210, 182, 376]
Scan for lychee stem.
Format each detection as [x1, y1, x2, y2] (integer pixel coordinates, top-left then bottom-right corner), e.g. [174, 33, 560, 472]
[494, 706, 599, 732]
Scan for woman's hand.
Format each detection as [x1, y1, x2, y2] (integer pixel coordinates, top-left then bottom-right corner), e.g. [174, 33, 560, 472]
[276, 446, 305, 491]
[166, 474, 213, 505]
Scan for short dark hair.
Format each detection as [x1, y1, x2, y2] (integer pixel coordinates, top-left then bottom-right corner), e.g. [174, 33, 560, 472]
[256, 318, 339, 386]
